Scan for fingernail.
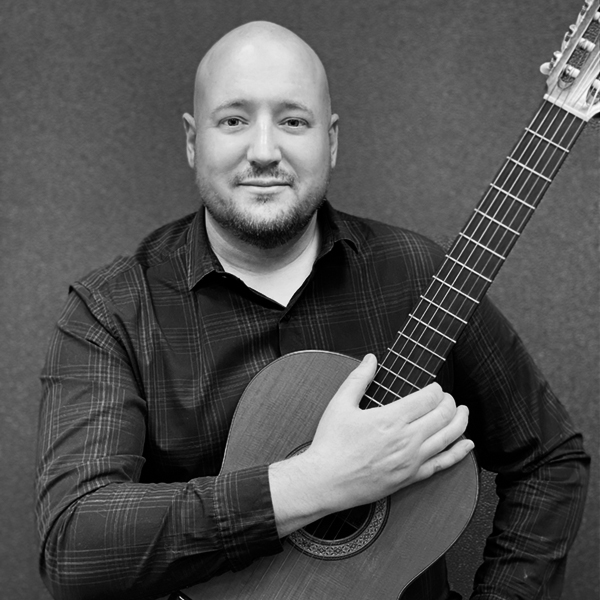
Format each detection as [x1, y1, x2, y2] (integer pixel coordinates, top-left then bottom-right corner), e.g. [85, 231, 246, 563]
[363, 353, 376, 366]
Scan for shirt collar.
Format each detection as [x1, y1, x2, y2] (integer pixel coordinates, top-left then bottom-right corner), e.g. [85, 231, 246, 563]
[185, 200, 361, 291]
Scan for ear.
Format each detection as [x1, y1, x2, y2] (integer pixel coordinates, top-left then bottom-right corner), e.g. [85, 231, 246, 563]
[182, 113, 196, 169]
[328, 113, 339, 169]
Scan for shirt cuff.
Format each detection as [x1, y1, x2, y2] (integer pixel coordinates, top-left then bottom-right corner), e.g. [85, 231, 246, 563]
[214, 464, 283, 571]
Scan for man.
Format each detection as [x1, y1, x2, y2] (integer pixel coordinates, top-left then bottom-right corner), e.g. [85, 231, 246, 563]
[36, 21, 588, 600]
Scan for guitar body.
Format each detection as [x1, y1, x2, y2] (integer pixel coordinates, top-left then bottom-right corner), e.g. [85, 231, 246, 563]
[181, 350, 479, 600]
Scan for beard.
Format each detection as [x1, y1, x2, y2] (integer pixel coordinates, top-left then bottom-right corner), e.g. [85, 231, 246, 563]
[195, 166, 329, 250]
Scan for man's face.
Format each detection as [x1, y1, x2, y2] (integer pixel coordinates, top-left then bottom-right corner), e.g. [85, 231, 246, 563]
[185, 37, 338, 249]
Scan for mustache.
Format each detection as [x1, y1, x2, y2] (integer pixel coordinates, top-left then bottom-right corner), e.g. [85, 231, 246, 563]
[232, 167, 295, 186]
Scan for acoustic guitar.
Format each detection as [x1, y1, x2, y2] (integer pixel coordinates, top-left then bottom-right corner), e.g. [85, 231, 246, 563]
[173, 3, 600, 598]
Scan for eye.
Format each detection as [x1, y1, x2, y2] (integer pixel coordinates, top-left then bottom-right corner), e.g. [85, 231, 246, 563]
[283, 118, 307, 129]
[221, 117, 245, 128]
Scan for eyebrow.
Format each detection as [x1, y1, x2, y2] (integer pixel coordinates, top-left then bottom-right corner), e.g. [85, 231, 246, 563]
[210, 99, 315, 118]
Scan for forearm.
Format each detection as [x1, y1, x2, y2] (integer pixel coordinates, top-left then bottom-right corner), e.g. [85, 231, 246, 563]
[39, 467, 282, 600]
[471, 436, 589, 599]
[449, 297, 590, 598]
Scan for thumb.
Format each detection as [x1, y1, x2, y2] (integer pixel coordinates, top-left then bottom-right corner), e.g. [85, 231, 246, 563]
[332, 353, 378, 409]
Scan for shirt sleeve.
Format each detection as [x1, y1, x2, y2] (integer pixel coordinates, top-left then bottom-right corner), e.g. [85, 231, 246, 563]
[35, 286, 283, 600]
[449, 297, 590, 600]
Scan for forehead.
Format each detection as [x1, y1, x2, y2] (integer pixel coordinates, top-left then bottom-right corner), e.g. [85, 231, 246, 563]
[196, 38, 329, 117]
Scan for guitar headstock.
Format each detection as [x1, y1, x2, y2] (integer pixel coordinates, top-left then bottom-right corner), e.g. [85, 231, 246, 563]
[540, 0, 600, 121]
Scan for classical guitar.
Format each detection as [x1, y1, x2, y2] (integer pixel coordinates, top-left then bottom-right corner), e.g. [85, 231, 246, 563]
[174, 3, 600, 598]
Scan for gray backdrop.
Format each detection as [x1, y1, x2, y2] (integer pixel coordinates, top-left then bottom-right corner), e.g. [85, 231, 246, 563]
[1, 1, 598, 598]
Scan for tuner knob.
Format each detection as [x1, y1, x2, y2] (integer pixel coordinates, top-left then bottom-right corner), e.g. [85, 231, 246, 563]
[561, 28, 574, 51]
[539, 50, 563, 75]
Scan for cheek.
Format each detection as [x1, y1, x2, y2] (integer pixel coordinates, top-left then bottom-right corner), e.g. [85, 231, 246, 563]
[196, 136, 242, 178]
[292, 139, 332, 181]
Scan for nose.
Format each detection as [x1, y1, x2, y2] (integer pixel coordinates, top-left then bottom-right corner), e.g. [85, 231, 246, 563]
[246, 120, 282, 167]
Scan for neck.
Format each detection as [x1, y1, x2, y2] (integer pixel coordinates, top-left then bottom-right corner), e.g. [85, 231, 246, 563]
[205, 209, 320, 276]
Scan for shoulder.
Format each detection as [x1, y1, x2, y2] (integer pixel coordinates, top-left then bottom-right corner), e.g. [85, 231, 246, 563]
[331, 207, 446, 278]
[73, 212, 197, 304]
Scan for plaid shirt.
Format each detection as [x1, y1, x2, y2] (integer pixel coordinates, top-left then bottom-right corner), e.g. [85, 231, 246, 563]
[36, 202, 588, 600]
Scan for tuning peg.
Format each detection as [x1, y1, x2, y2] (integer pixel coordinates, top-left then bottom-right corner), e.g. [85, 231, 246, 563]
[579, 0, 593, 17]
[540, 50, 563, 76]
[561, 26, 575, 50]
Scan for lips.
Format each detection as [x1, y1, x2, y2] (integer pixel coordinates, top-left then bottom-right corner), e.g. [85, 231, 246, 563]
[239, 179, 290, 187]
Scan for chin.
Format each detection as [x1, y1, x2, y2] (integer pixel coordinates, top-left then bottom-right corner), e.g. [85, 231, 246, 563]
[207, 195, 325, 249]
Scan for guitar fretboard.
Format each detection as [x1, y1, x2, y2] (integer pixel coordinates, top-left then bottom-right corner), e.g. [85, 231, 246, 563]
[362, 101, 585, 408]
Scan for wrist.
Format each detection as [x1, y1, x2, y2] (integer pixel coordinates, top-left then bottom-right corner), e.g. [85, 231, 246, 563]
[268, 452, 333, 538]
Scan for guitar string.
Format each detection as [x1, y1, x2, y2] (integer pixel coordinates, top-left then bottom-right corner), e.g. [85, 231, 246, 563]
[372, 99, 585, 407]
[364, 5, 600, 406]
[330, 28, 597, 552]
[366, 41, 597, 409]
[369, 102, 565, 405]
[307, 102, 576, 561]
[393, 45, 599, 401]
[335, 50, 599, 586]
[267, 23, 598, 585]
[313, 27, 600, 590]
[387, 14, 600, 400]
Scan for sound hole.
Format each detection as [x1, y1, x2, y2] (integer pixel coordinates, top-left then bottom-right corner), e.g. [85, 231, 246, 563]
[302, 504, 372, 541]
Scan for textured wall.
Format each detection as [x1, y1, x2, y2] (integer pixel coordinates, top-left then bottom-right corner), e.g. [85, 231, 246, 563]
[1, 1, 598, 598]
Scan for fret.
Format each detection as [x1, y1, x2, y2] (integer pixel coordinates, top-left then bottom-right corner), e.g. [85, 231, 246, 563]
[531, 103, 585, 149]
[420, 295, 468, 325]
[458, 233, 505, 262]
[445, 255, 493, 283]
[373, 99, 584, 403]
[432, 275, 480, 303]
[378, 362, 399, 377]
[473, 208, 521, 236]
[378, 361, 421, 384]
[395, 352, 436, 378]
[524, 127, 570, 153]
[489, 183, 536, 209]
[398, 332, 446, 360]
[372, 379, 403, 400]
[379, 358, 420, 390]
[507, 156, 552, 182]
[408, 315, 457, 343]
[363, 394, 384, 407]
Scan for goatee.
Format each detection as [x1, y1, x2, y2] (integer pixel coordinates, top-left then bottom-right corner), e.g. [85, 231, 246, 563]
[196, 166, 328, 250]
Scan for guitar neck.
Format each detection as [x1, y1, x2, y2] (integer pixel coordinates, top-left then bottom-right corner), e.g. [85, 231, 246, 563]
[363, 100, 586, 407]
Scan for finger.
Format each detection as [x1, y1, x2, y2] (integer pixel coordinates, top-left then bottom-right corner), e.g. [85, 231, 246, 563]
[332, 354, 378, 408]
[418, 404, 470, 460]
[413, 437, 475, 482]
[384, 383, 447, 424]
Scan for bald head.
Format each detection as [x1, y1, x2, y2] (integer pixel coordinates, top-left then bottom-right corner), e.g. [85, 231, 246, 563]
[193, 21, 332, 120]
